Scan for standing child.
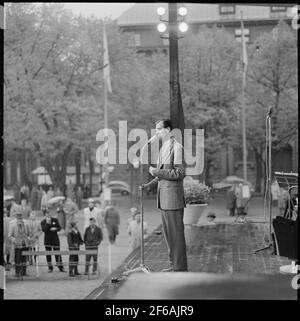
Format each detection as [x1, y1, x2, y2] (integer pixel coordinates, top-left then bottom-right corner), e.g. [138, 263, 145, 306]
[67, 221, 83, 277]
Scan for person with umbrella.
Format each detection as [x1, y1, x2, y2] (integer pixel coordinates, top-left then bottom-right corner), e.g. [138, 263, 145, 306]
[226, 185, 237, 216]
[47, 196, 66, 231]
[62, 197, 79, 234]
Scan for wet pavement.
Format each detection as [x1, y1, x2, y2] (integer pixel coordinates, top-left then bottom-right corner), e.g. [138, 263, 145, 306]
[85, 222, 295, 300]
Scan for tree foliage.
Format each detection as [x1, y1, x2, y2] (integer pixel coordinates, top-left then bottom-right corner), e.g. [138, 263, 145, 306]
[179, 25, 241, 182]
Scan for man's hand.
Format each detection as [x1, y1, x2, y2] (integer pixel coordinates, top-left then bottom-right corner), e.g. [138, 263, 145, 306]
[149, 166, 156, 176]
[50, 227, 57, 231]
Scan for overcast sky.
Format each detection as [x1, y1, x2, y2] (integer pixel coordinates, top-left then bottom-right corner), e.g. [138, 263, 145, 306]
[63, 3, 134, 19]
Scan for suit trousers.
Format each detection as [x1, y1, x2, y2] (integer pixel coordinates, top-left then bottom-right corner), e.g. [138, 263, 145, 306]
[45, 245, 63, 270]
[161, 209, 188, 271]
[14, 247, 28, 276]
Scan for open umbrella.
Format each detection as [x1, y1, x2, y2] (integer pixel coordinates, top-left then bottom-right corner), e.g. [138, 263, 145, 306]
[222, 176, 253, 187]
[47, 196, 65, 205]
[4, 195, 14, 201]
[212, 182, 232, 190]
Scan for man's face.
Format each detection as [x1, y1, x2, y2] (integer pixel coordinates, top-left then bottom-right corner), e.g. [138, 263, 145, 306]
[135, 214, 141, 223]
[90, 219, 96, 227]
[155, 121, 170, 141]
[88, 202, 94, 209]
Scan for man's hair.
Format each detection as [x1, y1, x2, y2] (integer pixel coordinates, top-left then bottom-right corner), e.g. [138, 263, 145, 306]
[155, 119, 173, 131]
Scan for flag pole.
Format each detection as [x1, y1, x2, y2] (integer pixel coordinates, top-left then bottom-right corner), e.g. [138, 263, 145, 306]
[241, 10, 247, 181]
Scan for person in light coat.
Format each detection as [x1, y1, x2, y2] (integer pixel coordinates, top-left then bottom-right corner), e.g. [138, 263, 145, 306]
[8, 207, 31, 277]
[127, 212, 148, 250]
[27, 212, 42, 264]
[83, 199, 104, 232]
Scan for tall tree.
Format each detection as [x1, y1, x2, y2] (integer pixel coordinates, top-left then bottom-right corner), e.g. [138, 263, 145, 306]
[4, 4, 127, 189]
[179, 25, 241, 184]
[244, 21, 297, 191]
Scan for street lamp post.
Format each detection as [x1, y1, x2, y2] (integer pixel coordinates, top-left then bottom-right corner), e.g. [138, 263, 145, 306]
[157, 4, 188, 136]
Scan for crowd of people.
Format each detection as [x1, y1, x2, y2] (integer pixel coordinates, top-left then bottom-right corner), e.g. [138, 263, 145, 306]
[3, 181, 126, 278]
[226, 180, 291, 222]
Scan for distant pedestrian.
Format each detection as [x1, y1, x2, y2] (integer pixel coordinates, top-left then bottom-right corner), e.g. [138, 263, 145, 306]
[20, 199, 31, 220]
[37, 186, 44, 210]
[76, 186, 83, 210]
[56, 201, 66, 231]
[67, 180, 75, 200]
[235, 183, 249, 222]
[104, 203, 120, 244]
[8, 207, 30, 277]
[41, 210, 66, 273]
[67, 221, 83, 277]
[127, 212, 148, 250]
[226, 185, 236, 216]
[30, 185, 39, 211]
[41, 190, 50, 211]
[47, 186, 55, 200]
[6, 198, 18, 218]
[278, 188, 289, 216]
[3, 208, 12, 270]
[84, 218, 103, 275]
[63, 197, 78, 234]
[20, 184, 30, 202]
[271, 180, 280, 207]
[13, 182, 21, 204]
[54, 187, 63, 197]
[127, 207, 138, 229]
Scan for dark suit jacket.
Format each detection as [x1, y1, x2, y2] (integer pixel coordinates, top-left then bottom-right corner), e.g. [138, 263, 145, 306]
[147, 137, 186, 210]
[84, 226, 103, 248]
[41, 217, 61, 246]
[67, 230, 83, 250]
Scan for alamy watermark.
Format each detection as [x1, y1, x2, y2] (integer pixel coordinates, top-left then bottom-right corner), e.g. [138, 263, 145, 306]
[95, 121, 204, 176]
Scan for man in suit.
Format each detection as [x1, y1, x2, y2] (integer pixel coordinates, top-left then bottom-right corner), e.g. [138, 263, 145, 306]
[8, 207, 31, 277]
[41, 210, 66, 272]
[143, 119, 188, 272]
[84, 217, 103, 275]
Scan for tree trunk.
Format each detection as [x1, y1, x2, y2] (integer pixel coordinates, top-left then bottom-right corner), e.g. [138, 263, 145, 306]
[89, 156, 94, 197]
[254, 147, 262, 193]
[42, 143, 73, 192]
[204, 158, 212, 187]
[75, 149, 81, 187]
[20, 147, 32, 187]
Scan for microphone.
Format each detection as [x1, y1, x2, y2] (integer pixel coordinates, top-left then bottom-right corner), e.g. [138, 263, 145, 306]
[267, 107, 273, 117]
[147, 134, 158, 145]
[141, 134, 158, 153]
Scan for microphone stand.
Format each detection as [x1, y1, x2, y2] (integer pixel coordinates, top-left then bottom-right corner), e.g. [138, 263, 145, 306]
[254, 110, 273, 254]
[123, 146, 151, 276]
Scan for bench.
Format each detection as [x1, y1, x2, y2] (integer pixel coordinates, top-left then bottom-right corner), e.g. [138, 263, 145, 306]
[20, 249, 99, 280]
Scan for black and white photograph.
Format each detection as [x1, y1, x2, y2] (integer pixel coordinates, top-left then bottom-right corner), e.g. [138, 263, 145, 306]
[1, 2, 298, 305]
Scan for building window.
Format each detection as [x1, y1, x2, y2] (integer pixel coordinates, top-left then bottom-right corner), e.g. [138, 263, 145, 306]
[219, 5, 235, 15]
[270, 6, 287, 13]
[127, 32, 141, 47]
[235, 28, 250, 43]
